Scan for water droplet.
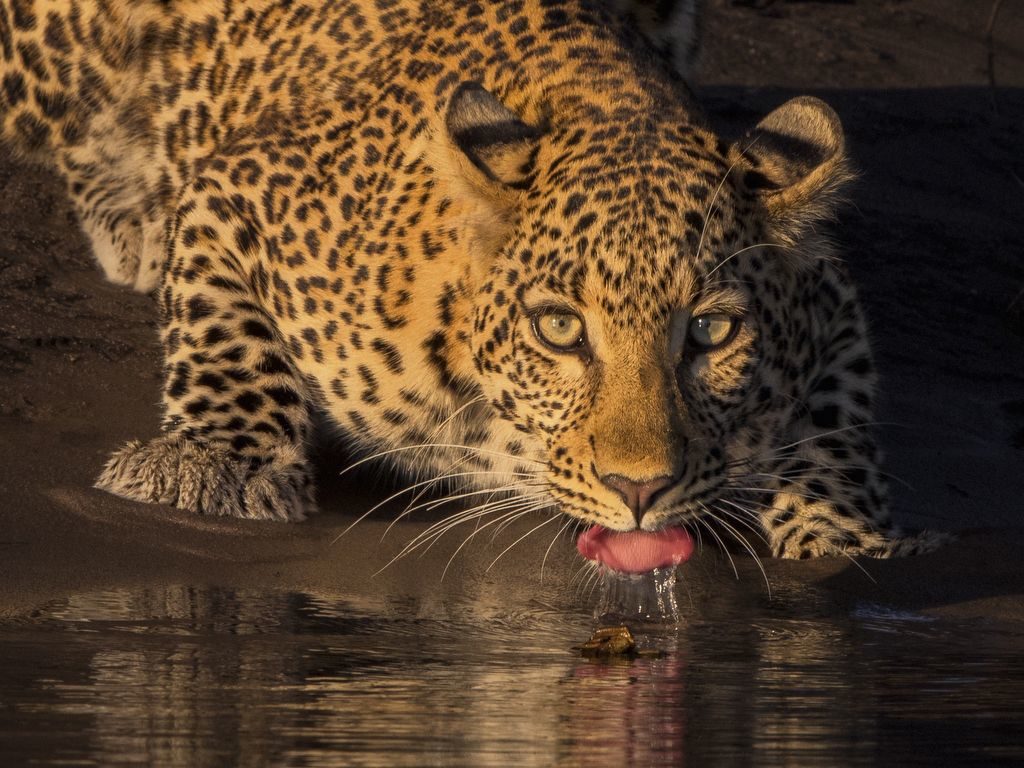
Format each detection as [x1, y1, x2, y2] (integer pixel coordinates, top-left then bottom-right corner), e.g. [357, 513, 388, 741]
[593, 565, 681, 626]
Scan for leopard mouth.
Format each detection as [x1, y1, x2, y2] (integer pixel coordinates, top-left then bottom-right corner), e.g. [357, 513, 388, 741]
[576, 525, 695, 574]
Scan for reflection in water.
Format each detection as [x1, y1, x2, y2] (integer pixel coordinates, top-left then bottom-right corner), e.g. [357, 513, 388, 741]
[2, 585, 1023, 766]
[748, 621, 872, 762]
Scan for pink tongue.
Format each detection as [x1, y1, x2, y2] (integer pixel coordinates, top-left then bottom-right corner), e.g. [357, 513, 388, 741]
[577, 525, 695, 574]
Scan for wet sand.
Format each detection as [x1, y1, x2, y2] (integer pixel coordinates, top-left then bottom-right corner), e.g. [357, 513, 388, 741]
[1, 0, 1023, 621]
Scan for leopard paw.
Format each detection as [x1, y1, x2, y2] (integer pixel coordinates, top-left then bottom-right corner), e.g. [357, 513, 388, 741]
[772, 521, 952, 560]
[856, 529, 954, 559]
[96, 434, 313, 521]
[772, 525, 857, 559]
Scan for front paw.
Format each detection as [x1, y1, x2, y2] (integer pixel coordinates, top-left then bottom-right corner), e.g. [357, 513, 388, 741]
[771, 520, 952, 559]
[772, 523, 859, 559]
[858, 529, 954, 558]
[96, 435, 313, 521]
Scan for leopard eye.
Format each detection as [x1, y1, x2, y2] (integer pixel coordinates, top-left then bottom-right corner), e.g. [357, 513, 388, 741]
[688, 313, 738, 351]
[532, 311, 585, 352]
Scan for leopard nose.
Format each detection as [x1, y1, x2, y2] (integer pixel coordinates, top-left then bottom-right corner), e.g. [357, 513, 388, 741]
[599, 474, 676, 526]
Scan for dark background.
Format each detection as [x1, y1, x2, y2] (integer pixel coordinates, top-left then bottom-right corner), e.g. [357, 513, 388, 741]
[699, 0, 1024, 534]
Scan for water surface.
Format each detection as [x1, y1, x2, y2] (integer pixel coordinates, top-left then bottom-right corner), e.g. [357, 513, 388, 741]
[2, 574, 1022, 767]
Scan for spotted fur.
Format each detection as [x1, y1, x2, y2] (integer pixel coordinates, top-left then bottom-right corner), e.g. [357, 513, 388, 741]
[0, 0, 945, 558]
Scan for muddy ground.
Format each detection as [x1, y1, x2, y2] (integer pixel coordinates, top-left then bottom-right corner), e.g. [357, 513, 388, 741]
[0, 0, 1022, 618]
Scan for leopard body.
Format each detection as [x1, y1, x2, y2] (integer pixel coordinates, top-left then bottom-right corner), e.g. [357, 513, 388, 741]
[0, 0, 944, 558]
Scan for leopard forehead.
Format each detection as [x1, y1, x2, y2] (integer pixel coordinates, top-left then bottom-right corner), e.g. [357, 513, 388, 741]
[480, 130, 754, 327]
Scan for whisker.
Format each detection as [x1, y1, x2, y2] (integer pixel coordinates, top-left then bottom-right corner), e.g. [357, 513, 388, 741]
[414, 490, 553, 555]
[374, 503, 534, 577]
[485, 513, 560, 573]
[749, 423, 898, 456]
[579, 564, 603, 601]
[728, 485, 835, 505]
[420, 479, 546, 512]
[586, 570, 604, 601]
[395, 450, 479, 524]
[695, 143, 755, 265]
[541, 517, 576, 582]
[441, 509, 541, 581]
[492, 502, 540, 538]
[429, 394, 487, 438]
[733, 459, 914, 493]
[714, 498, 771, 545]
[411, 480, 539, 519]
[397, 493, 541, 558]
[696, 505, 739, 579]
[708, 502, 772, 596]
[339, 441, 544, 478]
[569, 559, 595, 588]
[794, 526, 878, 583]
[707, 242, 788, 278]
[726, 429, 896, 474]
[382, 452, 482, 540]
[404, 394, 488, 478]
[570, 563, 590, 596]
[390, 500, 526, 557]
[332, 469, 536, 544]
[692, 521, 705, 554]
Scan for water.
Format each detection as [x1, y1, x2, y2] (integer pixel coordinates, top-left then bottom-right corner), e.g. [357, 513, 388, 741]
[593, 566, 681, 625]
[2, 579, 1022, 767]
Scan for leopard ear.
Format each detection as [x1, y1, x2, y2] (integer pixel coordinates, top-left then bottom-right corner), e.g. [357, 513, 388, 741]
[446, 82, 542, 189]
[734, 97, 854, 243]
[433, 83, 542, 260]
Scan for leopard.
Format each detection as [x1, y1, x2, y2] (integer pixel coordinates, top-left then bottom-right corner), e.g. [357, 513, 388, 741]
[0, 0, 946, 562]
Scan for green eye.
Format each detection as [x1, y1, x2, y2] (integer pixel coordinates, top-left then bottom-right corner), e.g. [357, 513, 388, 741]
[533, 311, 585, 351]
[688, 313, 738, 350]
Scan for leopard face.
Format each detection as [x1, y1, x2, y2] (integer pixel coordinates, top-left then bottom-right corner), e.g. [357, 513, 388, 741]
[450, 89, 845, 536]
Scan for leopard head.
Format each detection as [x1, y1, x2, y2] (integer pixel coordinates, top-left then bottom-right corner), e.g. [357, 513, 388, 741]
[442, 83, 852, 536]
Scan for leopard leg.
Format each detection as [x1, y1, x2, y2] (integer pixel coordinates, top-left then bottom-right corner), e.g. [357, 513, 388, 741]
[762, 436, 890, 559]
[75, 203, 144, 287]
[60, 146, 167, 292]
[72, 204, 166, 293]
[96, 176, 314, 521]
[758, 283, 949, 559]
[762, 437, 950, 559]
